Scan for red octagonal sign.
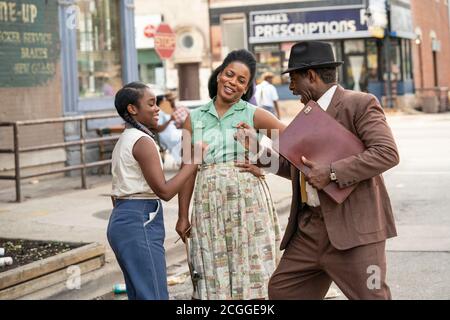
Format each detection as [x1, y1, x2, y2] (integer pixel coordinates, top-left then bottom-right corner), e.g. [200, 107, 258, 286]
[154, 23, 176, 60]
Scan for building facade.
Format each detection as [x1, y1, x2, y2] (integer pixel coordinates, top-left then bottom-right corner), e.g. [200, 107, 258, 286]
[411, 0, 450, 90]
[209, 0, 416, 105]
[0, 0, 138, 174]
[135, 0, 211, 101]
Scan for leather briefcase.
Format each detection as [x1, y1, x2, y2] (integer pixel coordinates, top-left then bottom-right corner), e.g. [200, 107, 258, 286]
[276, 100, 365, 204]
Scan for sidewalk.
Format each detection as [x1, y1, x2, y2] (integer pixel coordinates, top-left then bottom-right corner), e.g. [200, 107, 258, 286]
[1, 112, 449, 300]
[0, 164, 293, 300]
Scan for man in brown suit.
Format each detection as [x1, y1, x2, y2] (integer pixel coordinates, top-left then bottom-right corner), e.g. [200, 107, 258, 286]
[250, 41, 399, 299]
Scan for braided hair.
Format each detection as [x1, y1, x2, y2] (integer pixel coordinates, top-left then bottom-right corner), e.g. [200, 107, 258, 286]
[208, 49, 257, 101]
[114, 82, 156, 139]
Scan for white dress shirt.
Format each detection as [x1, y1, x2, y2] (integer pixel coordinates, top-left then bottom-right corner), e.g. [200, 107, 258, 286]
[255, 80, 279, 108]
[301, 85, 338, 207]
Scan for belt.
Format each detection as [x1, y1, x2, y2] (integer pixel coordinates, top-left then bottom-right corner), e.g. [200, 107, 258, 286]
[305, 205, 322, 216]
[114, 193, 159, 200]
[299, 205, 323, 227]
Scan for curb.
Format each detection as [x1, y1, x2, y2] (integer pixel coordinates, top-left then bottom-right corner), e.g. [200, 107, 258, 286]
[0, 242, 105, 300]
[35, 198, 294, 300]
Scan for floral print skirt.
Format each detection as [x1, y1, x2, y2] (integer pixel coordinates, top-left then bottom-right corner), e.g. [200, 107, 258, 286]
[189, 162, 281, 300]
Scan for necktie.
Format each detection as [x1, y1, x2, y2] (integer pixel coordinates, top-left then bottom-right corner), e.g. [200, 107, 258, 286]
[300, 172, 308, 204]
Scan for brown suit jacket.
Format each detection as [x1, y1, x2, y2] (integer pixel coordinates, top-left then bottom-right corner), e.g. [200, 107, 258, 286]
[277, 85, 399, 251]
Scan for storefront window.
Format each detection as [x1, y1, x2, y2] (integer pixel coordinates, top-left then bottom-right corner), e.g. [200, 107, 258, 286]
[366, 39, 380, 82]
[254, 44, 283, 84]
[326, 41, 343, 82]
[344, 40, 365, 54]
[221, 15, 247, 56]
[401, 39, 413, 80]
[343, 40, 367, 92]
[388, 38, 401, 82]
[77, 0, 122, 98]
[279, 42, 294, 84]
[137, 49, 163, 85]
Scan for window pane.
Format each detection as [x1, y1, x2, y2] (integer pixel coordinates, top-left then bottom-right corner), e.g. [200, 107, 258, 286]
[77, 0, 122, 98]
[366, 39, 379, 81]
[344, 40, 364, 54]
[389, 38, 401, 81]
[343, 40, 366, 92]
[402, 39, 412, 80]
[222, 17, 246, 55]
[255, 44, 282, 84]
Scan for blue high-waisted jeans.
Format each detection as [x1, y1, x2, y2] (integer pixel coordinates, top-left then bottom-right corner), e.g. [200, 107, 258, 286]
[107, 199, 168, 300]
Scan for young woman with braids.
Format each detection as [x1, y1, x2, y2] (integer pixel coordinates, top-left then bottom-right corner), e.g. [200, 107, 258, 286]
[107, 82, 205, 300]
[176, 50, 287, 299]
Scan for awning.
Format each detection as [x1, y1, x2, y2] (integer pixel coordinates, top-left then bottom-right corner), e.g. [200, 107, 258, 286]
[138, 49, 161, 65]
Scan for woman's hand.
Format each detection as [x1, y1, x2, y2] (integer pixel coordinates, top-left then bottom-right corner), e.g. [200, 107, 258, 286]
[235, 161, 265, 178]
[176, 216, 191, 243]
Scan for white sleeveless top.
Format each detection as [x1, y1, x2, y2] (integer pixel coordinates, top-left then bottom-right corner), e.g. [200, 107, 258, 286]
[111, 128, 162, 198]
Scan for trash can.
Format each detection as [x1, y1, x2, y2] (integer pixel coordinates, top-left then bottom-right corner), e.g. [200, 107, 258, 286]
[438, 87, 449, 112]
[417, 88, 437, 113]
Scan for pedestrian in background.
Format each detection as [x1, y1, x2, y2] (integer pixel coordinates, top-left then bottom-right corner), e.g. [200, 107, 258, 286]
[166, 91, 189, 129]
[155, 93, 184, 167]
[255, 72, 281, 119]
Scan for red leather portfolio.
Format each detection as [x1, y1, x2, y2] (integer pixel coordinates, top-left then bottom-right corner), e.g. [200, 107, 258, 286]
[276, 100, 365, 204]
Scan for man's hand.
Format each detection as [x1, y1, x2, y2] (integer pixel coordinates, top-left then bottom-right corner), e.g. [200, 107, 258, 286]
[234, 122, 258, 154]
[302, 156, 331, 190]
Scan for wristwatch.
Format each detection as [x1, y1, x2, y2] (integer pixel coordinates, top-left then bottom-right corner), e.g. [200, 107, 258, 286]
[330, 165, 337, 182]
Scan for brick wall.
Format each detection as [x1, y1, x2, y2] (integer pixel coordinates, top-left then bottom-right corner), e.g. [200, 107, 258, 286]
[411, 0, 450, 89]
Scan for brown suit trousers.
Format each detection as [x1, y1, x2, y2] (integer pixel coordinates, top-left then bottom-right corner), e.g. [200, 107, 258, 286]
[268, 207, 391, 300]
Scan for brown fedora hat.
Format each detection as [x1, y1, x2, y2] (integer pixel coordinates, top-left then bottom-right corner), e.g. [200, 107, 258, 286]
[282, 41, 343, 74]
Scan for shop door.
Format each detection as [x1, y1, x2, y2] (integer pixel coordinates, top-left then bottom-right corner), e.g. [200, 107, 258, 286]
[178, 63, 200, 100]
[343, 40, 367, 92]
[344, 54, 367, 92]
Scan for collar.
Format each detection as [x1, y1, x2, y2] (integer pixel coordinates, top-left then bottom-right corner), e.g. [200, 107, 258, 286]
[200, 98, 246, 118]
[317, 85, 338, 111]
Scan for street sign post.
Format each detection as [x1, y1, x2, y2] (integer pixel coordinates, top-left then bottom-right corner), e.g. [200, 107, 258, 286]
[154, 23, 176, 60]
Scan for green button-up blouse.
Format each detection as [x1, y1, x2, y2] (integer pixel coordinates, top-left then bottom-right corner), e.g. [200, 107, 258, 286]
[190, 98, 257, 164]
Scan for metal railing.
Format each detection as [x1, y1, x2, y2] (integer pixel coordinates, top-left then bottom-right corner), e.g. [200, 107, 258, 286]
[0, 113, 122, 202]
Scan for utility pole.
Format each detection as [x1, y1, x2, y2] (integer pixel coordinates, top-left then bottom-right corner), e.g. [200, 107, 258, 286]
[384, 0, 393, 108]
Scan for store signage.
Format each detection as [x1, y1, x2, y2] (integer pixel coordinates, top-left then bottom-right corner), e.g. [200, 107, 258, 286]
[144, 24, 156, 38]
[154, 23, 176, 60]
[366, 0, 388, 39]
[0, 0, 59, 87]
[249, 6, 372, 43]
[135, 15, 161, 49]
[390, 2, 415, 39]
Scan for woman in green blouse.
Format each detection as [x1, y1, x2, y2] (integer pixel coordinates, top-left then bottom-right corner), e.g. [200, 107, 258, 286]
[177, 50, 286, 300]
